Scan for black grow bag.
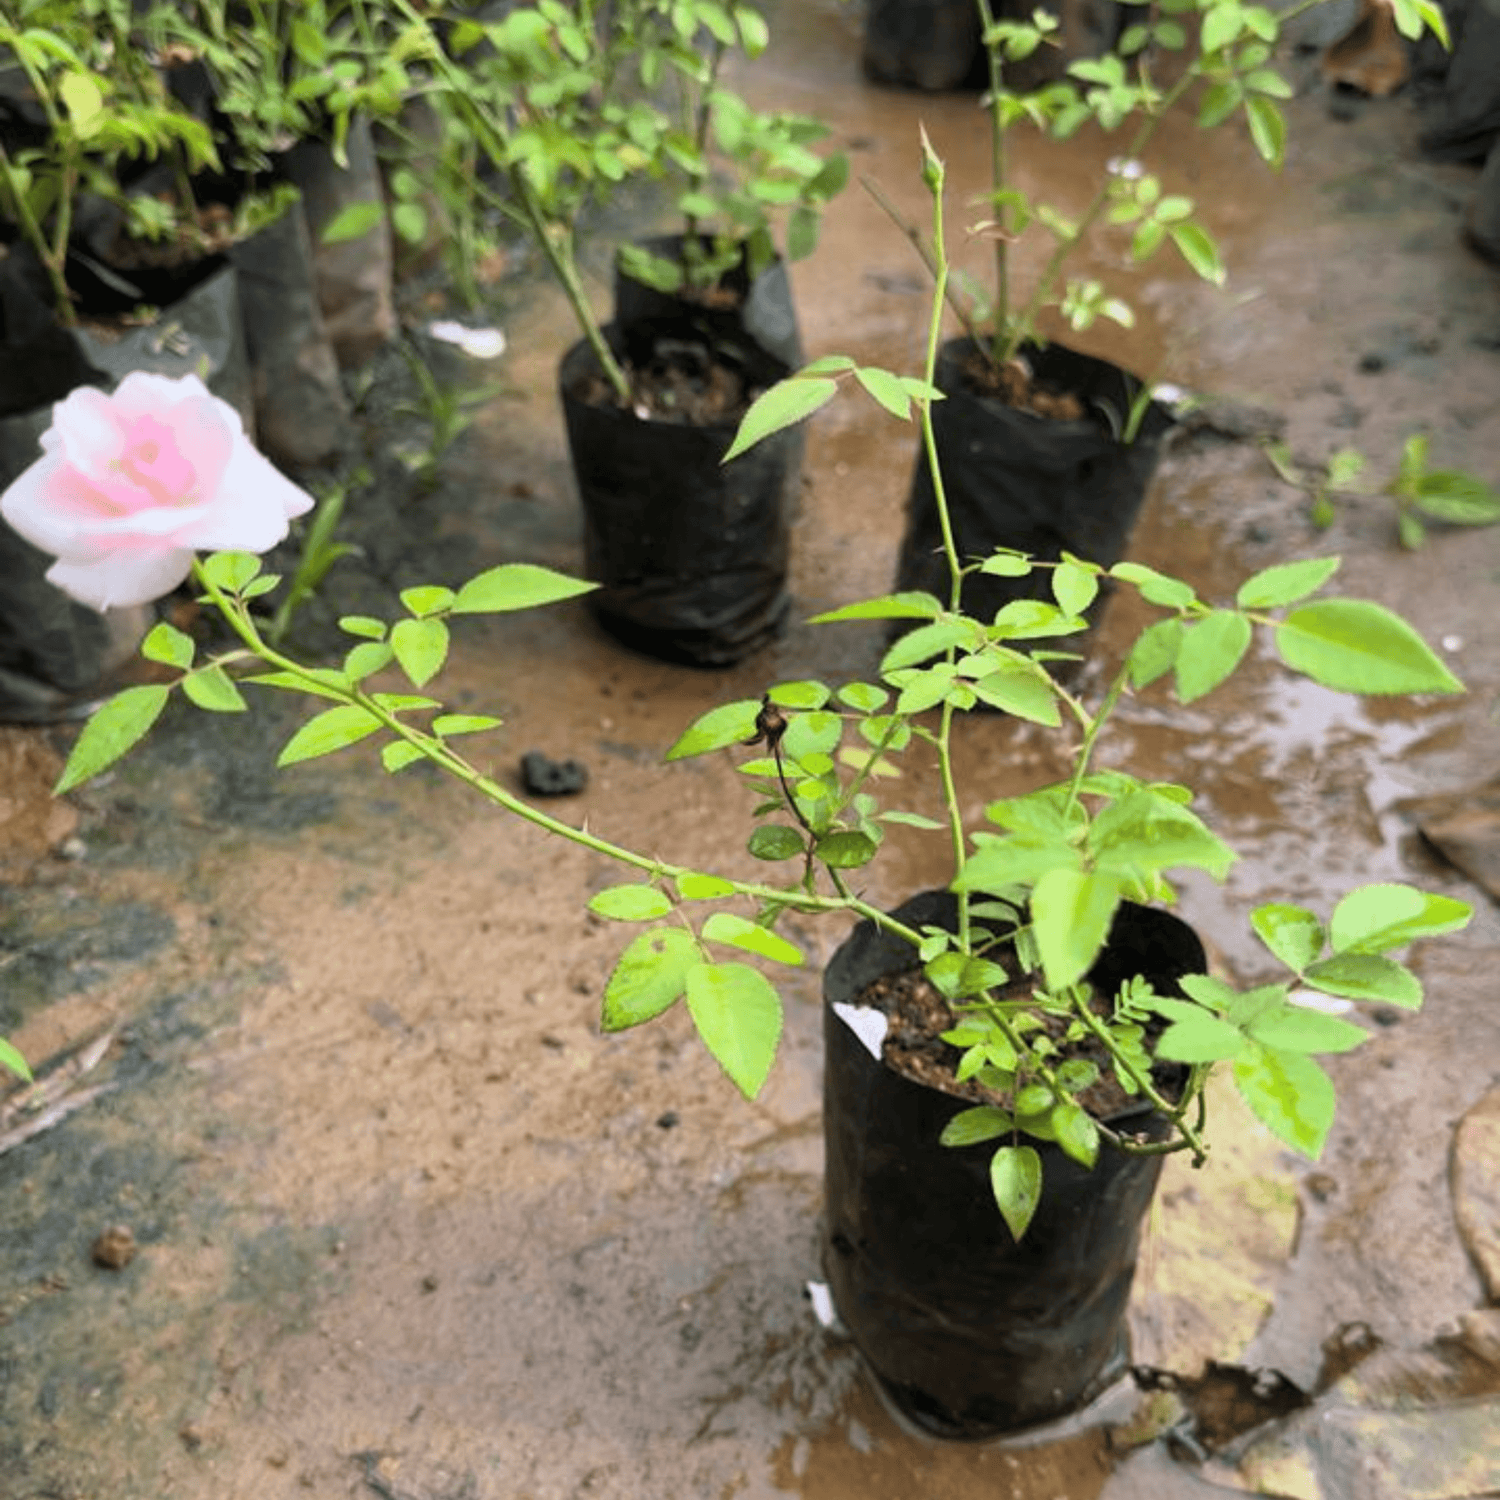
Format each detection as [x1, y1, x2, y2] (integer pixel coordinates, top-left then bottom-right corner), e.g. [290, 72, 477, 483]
[822, 890, 1206, 1439]
[559, 322, 798, 667]
[896, 338, 1173, 630]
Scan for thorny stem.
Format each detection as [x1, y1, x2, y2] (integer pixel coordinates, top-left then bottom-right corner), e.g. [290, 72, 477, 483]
[974, 0, 1009, 350]
[917, 152, 973, 954]
[193, 562, 925, 949]
[861, 176, 984, 352]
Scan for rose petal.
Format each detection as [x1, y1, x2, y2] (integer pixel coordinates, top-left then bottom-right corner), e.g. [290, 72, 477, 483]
[47, 545, 196, 611]
[177, 432, 315, 553]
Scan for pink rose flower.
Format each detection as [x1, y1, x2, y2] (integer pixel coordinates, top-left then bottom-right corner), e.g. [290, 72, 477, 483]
[0, 371, 315, 611]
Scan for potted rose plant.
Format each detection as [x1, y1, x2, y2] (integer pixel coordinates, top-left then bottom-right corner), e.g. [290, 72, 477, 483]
[375, 0, 845, 666]
[886, 0, 1451, 641]
[4, 142, 1472, 1442]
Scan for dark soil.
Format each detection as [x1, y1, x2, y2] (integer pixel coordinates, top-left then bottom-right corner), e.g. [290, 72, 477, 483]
[962, 345, 1088, 421]
[573, 335, 761, 424]
[861, 964, 1161, 1123]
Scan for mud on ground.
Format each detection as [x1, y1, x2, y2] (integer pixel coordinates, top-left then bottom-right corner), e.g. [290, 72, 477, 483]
[3, 5, 1500, 1497]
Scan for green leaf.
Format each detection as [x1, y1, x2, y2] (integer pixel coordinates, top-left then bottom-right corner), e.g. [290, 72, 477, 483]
[1051, 561, 1098, 616]
[666, 699, 762, 760]
[676, 872, 738, 899]
[602, 928, 699, 1030]
[181, 665, 247, 713]
[1156, 1012, 1248, 1062]
[990, 1144, 1043, 1240]
[853, 365, 912, 420]
[1303, 953, 1423, 1007]
[321, 200, 385, 244]
[1411, 472, 1500, 526]
[980, 551, 1034, 577]
[432, 714, 502, 736]
[1030, 868, 1122, 989]
[722, 377, 838, 463]
[685, 962, 783, 1098]
[1111, 561, 1196, 609]
[345, 641, 395, 681]
[400, 585, 455, 618]
[55, 685, 171, 794]
[748, 825, 805, 861]
[1088, 789, 1236, 879]
[893, 665, 959, 715]
[339, 615, 387, 640]
[199, 551, 262, 593]
[451, 564, 596, 614]
[1245, 95, 1286, 169]
[1051, 1101, 1099, 1168]
[141, 622, 195, 669]
[1129, 617, 1184, 688]
[1251, 902, 1325, 971]
[1328, 883, 1472, 954]
[1247, 1004, 1367, 1054]
[1275, 600, 1463, 694]
[968, 667, 1061, 725]
[881, 619, 975, 672]
[1233, 1045, 1335, 1158]
[837, 681, 888, 712]
[277, 705, 382, 767]
[702, 911, 803, 965]
[956, 832, 1083, 893]
[391, 617, 450, 688]
[1174, 610, 1253, 702]
[588, 885, 673, 921]
[810, 592, 943, 623]
[940, 1105, 1012, 1147]
[59, 70, 104, 134]
[1236, 556, 1341, 609]
[814, 830, 878, 869]
[1200, 0, 1244, 52]
[0, 1035, 31, 1082]
[381, 742, 424, 773]
[1169, 222, 1225, 285]
[768, 679, 830, 709]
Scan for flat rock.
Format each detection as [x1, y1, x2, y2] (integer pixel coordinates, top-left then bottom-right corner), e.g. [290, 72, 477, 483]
[1453, 1084, 1500, 1301]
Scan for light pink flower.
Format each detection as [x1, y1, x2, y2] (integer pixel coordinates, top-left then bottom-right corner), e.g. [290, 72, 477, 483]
[0, 371, 315, 610]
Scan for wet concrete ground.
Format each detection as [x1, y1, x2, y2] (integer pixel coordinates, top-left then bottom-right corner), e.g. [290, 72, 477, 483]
[3, 3, 1500, 1496]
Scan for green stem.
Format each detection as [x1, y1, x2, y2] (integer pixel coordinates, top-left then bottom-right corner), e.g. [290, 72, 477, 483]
[508, 167, 632, 404]
[1059, 657, 1130, 822]
[1066, 989, 1209, 1162]
[0, 140, 73, 324]
[974, 0, 1009, 355]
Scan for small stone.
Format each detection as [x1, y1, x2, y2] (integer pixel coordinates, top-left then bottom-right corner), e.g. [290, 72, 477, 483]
[1357, 350, 1387, 373]
[656, 1111, 680, 1130]
[1304, 1172, 1338, 1203]
[521, 751, 588, 797]
[420, 1274, 439, 1293]
[91, 1225, 136, 1270]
